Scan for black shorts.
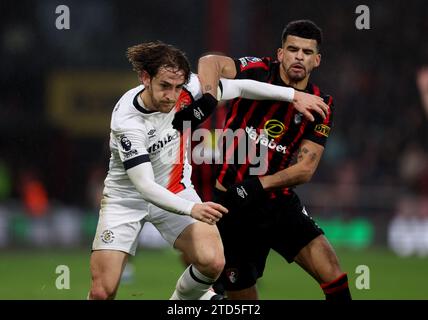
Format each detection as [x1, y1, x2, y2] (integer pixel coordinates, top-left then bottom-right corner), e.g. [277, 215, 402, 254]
[214, 188, 324, 291]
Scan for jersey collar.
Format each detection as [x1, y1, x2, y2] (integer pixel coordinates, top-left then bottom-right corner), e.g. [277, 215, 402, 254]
[133, 88, 158, 114]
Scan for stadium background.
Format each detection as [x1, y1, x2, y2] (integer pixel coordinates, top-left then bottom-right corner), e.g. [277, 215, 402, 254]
[0, 0, 427, 299]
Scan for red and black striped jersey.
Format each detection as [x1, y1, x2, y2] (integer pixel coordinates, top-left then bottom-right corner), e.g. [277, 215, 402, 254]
[216, 56, 334, 196]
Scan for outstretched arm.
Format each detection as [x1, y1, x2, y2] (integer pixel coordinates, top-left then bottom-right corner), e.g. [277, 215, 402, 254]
[200, 54, 329, 121]
[220, 78, 329, 121]
[127, 163, 227, 224]
[172, 55, 329, 132]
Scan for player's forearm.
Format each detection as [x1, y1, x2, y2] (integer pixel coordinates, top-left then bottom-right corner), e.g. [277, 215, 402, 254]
[198, 56, 222, 98]
[198, 55, 237, 98]
[259, 163, 315, 191]
[220, 78, 295, 102]
[127, 165, 194, 215]
[260, 141, 323, 190]
[138, 181, 194, 215]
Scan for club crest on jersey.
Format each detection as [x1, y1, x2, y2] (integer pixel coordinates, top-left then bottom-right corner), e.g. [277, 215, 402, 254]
[100, 230, 115, 244]
[294, 113, 303, 125]
[226, 268, 239, 284]
[236, 186, 248, 199]
[120, 135, 132, 151]
[177, 90, 193, 109]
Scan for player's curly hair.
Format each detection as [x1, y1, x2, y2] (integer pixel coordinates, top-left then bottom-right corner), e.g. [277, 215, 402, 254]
[126, 41, 191, 82]
[282, 20, 323, 51]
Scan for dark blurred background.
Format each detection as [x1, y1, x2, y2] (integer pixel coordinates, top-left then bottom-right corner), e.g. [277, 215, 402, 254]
[1, 0, 428, 255]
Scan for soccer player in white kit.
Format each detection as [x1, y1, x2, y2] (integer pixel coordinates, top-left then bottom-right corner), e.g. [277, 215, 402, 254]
[89, 41, 330, 300]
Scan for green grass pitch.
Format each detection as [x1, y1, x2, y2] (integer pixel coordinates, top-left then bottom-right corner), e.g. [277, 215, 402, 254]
[0, 248, 426, 300]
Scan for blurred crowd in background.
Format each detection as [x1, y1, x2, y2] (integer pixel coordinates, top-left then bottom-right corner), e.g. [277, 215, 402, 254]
[0, 0, 427, 255]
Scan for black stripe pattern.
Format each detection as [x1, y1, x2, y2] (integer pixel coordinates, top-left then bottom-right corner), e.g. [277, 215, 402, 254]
[218, 58, 334, 192]
[189, 265, 215, 285]
[123, 154, 150, 170]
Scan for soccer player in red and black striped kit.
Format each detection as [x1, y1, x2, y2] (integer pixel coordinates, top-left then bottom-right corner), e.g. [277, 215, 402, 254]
[173, 20, 351, 300]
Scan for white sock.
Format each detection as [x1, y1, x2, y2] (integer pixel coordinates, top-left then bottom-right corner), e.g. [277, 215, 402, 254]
[199, 288, 217, 300]
[170, 265, 216, 300]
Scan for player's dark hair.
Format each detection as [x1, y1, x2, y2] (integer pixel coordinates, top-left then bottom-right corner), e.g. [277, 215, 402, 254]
[126, 41, 191, 82]
[281, 20, 322, 51]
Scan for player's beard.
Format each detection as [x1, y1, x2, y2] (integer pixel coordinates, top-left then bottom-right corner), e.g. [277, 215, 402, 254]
[286, 63, 308, 82]
[157, 100, 175, 113]
[147, 88, 176, 113]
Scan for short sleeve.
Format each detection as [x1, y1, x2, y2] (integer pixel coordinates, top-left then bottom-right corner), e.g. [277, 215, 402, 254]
[112, 129, 151, 170]
[234, 56, 272, 81]
[302, 95, 334, 147]
[184, 73, 202, 100]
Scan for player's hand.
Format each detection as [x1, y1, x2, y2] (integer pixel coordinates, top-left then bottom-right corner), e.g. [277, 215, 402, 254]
[190, 202, 228, 225]
[293, 91, 330, 122]
[172, 93, 218, 133]
[224, 177, 266, 212]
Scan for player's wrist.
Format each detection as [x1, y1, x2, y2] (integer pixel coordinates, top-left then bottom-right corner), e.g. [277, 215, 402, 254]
[172, 93, 219, 133]
[244, 176, 265, 193]
[201, 92, 219, 106]
[225, 176, 266, 210]
[258, 176, 269, 190]
[201, 80, 221, 99]
[185, 202, 197, 216]
[291, 89, 303, 103]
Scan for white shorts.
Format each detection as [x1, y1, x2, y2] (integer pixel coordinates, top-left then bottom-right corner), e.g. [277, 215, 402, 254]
[92, 188, 200, 256]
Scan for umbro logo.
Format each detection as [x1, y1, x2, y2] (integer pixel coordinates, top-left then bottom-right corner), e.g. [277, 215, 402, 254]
[147, 129, 156, 136]
[193, 107, 204, 120]
[236, 186, 248, 199]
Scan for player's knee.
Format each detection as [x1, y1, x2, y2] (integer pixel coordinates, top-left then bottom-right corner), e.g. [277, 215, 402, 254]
[211, 254, 226, 276]
[195, 252, 225, 278]
[207, 254, 225, 277]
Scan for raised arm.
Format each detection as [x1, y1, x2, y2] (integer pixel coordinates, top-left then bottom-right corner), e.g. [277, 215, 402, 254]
[219, 78, 328, 121]
[172, 55, 329, 133]
[198, 54, 328, 120]
[198, 55, 237, 97]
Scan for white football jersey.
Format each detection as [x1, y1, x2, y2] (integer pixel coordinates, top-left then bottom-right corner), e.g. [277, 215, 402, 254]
[103, 73, 202, 201]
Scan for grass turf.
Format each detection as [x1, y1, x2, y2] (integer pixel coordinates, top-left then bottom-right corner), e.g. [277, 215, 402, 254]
[0, 247, 426, 300]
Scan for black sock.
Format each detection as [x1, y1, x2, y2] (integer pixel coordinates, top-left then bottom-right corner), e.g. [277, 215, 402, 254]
[320, 273, 352, 301]
[212, 280, 225, 296]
